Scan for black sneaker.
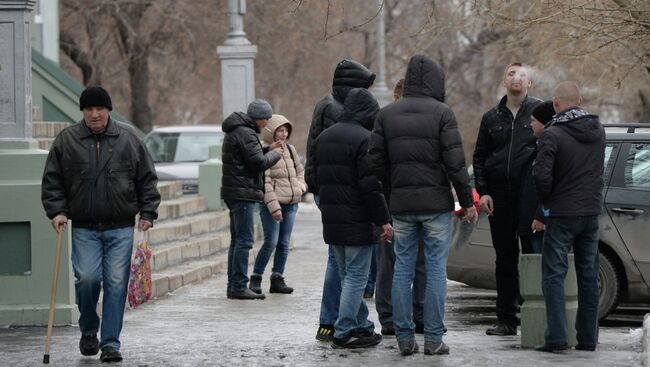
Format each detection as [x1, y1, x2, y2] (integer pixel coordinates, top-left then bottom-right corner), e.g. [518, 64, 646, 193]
[535, 343, 569, 353]
[424, 340, 450, 355]
[316, 324, 334, 342]
[332, 331, 382, 349]
[229, 288, 265, 300]
[79, 334, 99, 356]
[397, 338, 419, 355]
[485, 323, 517, 336]
[100, 347, 122, 363]
[575, 344, 596, 351]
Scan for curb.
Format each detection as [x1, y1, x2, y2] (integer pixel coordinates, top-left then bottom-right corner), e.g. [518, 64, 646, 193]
[641, 313, 650, 367]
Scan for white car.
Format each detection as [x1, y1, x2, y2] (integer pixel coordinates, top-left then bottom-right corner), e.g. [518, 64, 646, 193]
[143, 125, 224, 194]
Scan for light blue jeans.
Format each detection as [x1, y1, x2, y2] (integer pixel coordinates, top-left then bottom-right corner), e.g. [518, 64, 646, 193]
[72, 226, 134, 350]
[392, 211, 452, 343]
[332, 244, 375, 339]
[254, 203, 298, 276]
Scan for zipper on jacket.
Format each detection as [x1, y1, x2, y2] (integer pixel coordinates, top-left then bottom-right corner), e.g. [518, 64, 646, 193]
[285, 149, 296, 202]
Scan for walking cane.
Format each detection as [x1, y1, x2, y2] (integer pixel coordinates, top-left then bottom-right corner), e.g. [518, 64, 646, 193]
[43, 229, 64, 364]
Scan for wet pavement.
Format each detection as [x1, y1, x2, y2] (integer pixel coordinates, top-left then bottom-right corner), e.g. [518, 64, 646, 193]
[0, 204, 644, 366]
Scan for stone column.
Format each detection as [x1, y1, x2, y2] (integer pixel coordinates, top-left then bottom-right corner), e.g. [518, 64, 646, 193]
[0, 0, 77, 326]
[370, 0, 392, 107]
[216, 0, 257, 120]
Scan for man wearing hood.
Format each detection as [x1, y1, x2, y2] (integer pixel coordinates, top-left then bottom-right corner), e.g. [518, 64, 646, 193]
[368, 54, 477, 356]
[221, 99, 283, 300]
[312, 88, 392, 349]
[306, 59, 376, 341]
[533, 82, 605, 352]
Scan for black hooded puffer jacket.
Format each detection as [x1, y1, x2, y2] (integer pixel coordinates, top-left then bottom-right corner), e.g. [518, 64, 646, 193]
[305, 59, 376, 194]
[313, 88, 390, 246]
[368, 54, 473, 213]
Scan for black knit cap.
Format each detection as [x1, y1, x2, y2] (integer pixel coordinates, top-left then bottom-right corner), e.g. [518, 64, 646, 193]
[79, 86, 113, 111]
[532, 101, 555, 125]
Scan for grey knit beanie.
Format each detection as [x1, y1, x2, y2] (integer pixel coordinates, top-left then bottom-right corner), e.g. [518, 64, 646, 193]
[247, 99, 273, 120]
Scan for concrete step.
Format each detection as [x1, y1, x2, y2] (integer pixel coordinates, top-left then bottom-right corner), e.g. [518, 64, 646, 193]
[156, 194, 207, 222]
[151, 231, 230, 271]
[37, 137, 54, 151]
[145, 210, 230, 245]
[157, 181, 184, 201]
[32, 121, 69, 138]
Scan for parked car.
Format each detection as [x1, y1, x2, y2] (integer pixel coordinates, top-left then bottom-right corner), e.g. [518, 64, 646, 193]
[143, 125, 224, 194]
[448, 123, 650, 320]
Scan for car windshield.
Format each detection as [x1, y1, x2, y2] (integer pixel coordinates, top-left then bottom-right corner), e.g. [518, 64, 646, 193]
[145, 132, 224, 163]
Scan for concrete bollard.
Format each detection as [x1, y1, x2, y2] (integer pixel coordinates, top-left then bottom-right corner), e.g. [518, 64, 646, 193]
[519, 254, 578, 348]
[199, 144, 224, 210]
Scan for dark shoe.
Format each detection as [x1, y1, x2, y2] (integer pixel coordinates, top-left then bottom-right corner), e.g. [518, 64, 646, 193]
[424, 341, 450, 355]
[269, 274, 293, 294]
[381, 325, 395, 336]
[397, 338, 419, 356]
[332, 331, 382, 349]
[100, 347, 122, 363]
[249, 274, 263, 294]
[363, 291, 374, 299]
[575, 344, 596, 351]
[486, 324, 517, 336]
[536, 343, 569, 353]
[229, 288, 265, 300]
[316, 324, 334, 342]
[79, 334, 99, 356]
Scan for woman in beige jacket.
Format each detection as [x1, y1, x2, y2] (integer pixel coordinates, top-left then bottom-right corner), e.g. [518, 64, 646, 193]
[249, 114, 307, 295]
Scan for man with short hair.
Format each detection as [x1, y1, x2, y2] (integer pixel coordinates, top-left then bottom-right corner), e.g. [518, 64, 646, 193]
[534, 82, 605, 352]
[221, 99, 283, 300]
[472, 62, 542, 336]
[42, 86, 161, 363]
[369, 54, 477, 356]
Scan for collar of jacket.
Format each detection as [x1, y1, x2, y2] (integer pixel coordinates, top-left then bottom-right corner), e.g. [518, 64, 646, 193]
[78, 117, 120, 139]
[546, 106, 591, 126]
[497, 94, 534, 113]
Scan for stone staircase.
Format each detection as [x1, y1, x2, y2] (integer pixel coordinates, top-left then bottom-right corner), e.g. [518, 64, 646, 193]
[31, 121, 248, 299]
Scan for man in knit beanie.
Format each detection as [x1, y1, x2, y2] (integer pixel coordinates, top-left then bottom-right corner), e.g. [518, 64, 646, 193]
[221, 99, 283, 300]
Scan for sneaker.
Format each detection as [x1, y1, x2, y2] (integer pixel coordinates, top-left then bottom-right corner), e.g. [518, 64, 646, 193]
[332, 331, 382, 349]
[397, 338, 419, 356]
[99, 347, 122, 363]
[316, 325, 334, 342]
[575, 344, 596, 351]
[79, 334, 99, 356]
[535, 343, 569, 353]
[229, 288, 265, 300]
[485, 323, 517, 336]
[424, 340, 450, 355]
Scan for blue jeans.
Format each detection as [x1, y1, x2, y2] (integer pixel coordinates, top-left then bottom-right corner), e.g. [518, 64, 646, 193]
[71, 226, 134, 350]
[225, 199, 256, 291]
[365, 244, 377, 294]
[542, 216, 599, 347]
[254, 203, 298, 276]
[332, 244, 375, 339]
[392, 212, 452, 343]
[315, 195, 341, 326]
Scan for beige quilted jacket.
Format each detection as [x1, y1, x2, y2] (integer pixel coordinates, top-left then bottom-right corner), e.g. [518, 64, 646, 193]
[261, 115, 308, 213]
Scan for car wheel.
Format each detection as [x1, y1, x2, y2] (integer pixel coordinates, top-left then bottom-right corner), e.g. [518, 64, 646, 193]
[598, 252, 621, 320]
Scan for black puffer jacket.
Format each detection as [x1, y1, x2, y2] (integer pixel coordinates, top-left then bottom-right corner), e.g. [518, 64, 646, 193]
[221, 112, 281, 202]
[473, 95, 541, 197]
[368, 54, 473, 213]
[313, 88, 390, 246]
[305, 59, 376, 193]
[533, 107, 605, 217]
[42, 118, 160, 227]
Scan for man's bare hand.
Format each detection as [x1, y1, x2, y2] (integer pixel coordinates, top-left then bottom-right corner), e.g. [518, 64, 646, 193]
[531, 219, 545, 233]
[138, 219, 153, 231]
[380, 223, 393, 242]
[272, 210, 283, 221]
[479, 195, 494, 216]
[51, 214, 68, 234]
[270, 140, 284, 154]
[462, 206, 479, 223]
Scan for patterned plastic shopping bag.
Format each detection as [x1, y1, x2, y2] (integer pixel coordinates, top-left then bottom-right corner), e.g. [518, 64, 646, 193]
[128, 232, 153, 308]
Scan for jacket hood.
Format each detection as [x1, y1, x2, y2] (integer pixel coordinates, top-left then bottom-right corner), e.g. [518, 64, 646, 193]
[339, 88, 379, 131]
[551, 107, 603, 143]
[261, 114, 293, 144]
[332, 59, 376, 103]
[402, 54, 445, 102]
[222, 112, 259, 134]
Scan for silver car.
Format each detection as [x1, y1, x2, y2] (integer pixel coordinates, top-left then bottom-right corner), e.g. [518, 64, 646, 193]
[144, 125, 224, 194]
[448, 123, 650, 320]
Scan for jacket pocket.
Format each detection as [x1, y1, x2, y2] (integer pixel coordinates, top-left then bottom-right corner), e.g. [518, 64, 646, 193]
[108, 161, 138, 219]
